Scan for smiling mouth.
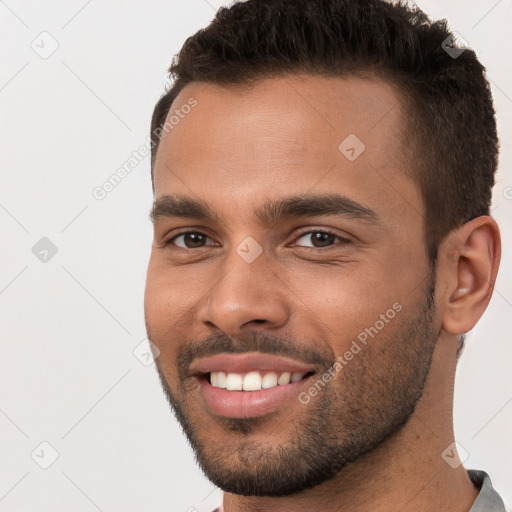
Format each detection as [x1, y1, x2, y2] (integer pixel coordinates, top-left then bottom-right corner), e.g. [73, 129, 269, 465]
[203, 370, 316, 391]
[189, 352, 319, 417]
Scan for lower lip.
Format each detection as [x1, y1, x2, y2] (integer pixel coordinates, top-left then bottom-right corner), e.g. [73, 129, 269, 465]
[197, 375, 313, 419]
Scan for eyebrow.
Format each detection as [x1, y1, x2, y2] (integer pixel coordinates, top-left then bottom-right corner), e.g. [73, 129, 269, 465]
[150, 193, 379, 226]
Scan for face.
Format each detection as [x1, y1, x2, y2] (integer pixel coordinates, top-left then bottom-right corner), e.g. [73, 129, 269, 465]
[144, 74, 440, 496]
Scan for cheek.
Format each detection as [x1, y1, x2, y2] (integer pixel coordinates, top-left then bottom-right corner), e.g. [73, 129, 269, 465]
[144, 265, 166, 331]
[145, 258, 193, 317]
[144, 265, 180, 356]
[144, 261, 208, 361]
[284, 261, 413, 349]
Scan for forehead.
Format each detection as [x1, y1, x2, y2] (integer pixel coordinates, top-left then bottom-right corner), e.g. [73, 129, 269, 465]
[153, 74, 421, 224]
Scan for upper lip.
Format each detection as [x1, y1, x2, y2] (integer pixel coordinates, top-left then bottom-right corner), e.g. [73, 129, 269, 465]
[190, 352, 317, 375]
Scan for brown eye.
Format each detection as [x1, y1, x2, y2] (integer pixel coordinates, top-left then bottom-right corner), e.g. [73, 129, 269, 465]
[294, 230, 350, 248]
[168, 232, 212, 249]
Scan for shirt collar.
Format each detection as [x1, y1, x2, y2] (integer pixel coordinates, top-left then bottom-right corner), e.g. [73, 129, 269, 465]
[467, 469, 506, 512]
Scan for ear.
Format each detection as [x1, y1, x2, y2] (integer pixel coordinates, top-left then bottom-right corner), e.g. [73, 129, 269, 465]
[437, 216, 501, 335]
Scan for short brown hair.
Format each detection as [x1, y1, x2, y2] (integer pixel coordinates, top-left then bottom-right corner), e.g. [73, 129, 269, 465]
[150, 0, 498, 267]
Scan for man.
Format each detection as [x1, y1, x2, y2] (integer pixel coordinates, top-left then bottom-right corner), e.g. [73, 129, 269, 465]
[144, 0, 506, 510]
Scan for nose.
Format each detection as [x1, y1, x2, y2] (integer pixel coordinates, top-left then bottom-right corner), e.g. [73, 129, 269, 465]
[198, 248, 290, 335]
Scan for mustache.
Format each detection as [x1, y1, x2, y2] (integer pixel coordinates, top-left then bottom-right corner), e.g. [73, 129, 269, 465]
[176, 331, 333, 379]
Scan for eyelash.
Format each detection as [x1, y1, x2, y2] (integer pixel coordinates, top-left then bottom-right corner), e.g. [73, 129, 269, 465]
[163, 229, 351, 250]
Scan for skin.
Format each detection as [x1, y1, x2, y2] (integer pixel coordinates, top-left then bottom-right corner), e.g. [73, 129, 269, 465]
[144, 74, 501, 512]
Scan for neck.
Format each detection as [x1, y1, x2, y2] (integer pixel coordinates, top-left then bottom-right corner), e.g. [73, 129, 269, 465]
[221, 334, 479, 512]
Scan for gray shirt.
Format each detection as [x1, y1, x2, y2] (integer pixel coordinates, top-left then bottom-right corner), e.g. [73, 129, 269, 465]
[468, 469, 506, 512]
[210, 469, 506, 511]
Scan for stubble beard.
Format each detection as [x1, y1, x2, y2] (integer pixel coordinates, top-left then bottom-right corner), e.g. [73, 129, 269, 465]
[151, 273, 438, 497]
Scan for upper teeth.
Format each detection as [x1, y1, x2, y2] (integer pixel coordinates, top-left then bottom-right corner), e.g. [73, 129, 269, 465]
[210, 371, 306, 391]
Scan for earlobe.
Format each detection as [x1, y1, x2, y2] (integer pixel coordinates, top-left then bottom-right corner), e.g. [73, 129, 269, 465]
[441, 216, 501, 335]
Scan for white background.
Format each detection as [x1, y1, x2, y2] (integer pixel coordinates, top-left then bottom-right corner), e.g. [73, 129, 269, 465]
[0, 1, 510, 510]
